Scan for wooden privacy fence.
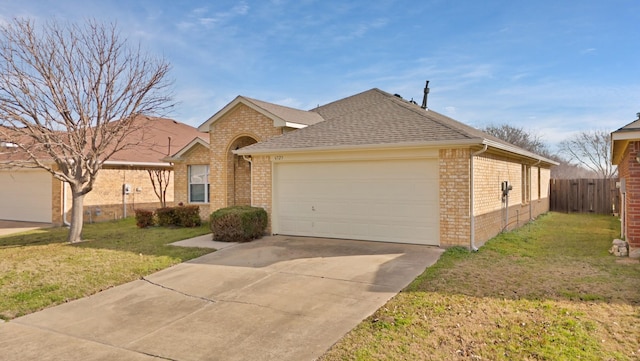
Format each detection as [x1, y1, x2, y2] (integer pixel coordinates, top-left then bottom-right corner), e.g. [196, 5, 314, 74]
[549, 178, 620, 215]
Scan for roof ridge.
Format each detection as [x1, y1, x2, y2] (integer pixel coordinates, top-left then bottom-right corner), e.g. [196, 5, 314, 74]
[311, 88, 383, 113]
[242, 96, 310, 114]
[380, 90, 525, 148]
[374, 89, 479, 140]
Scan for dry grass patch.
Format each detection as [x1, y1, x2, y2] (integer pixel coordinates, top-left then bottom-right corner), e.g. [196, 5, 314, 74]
[0, 218, 213, 320]
[321, 213, 640, 360]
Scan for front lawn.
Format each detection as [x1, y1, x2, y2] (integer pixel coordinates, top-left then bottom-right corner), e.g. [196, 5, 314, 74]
[321, 212, 640, 360]
[0, 218, 213, 320]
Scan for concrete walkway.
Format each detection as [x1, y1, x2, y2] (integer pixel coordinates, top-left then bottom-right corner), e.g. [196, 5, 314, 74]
[0, 236, 443, 361]
[169, 233, 239, 250]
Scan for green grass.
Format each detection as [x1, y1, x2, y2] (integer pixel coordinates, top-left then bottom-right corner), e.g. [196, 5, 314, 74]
[0, 218, 213, 320]
[320, 212, 640, 361]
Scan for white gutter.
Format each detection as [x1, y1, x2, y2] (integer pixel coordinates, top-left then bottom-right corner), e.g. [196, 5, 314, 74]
[242, 155, 253, 206]
[234, 138, 484, 156]
[470, 144, 488, 251]
[482, 139, 558, 165]
[235, 138, 558, 166]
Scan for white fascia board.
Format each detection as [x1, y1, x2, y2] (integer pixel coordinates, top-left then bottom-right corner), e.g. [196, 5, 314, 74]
[284, 122, 308, 129]
[198, 96, 290, 131]
[233, 138, 483, 156]
[611, 130, 640, 141]
[481, 139, 559, 165]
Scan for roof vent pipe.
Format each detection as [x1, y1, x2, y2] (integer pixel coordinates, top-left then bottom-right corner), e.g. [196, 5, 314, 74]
[421, 80, 430, 110]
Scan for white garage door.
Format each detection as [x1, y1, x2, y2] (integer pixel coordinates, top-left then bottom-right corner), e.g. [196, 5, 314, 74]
[0, 170, 52, 223]
[274, 159, 439, 245]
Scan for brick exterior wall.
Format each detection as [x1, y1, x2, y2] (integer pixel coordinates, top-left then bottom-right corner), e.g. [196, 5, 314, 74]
[438, 149, 551, 248]
[56, 168, 175, 224]
[473, 153, 523, 215]
[227, 136, 256, 206]
[173, 143, 212, 220]
[439, 148, 471, 247]
[251, 155, 273, 233]
[618, 141, 640, 250]
[205, 104, 283, 216]
[472, 153, 551, 247]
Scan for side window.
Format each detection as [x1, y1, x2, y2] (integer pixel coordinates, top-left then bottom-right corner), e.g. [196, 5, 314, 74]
[189, 165, 210, 203]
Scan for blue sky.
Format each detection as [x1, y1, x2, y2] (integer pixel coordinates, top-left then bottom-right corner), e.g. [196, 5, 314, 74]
[1, 1, 639, 150]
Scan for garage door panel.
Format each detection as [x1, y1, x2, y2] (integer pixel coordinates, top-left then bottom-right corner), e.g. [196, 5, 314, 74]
[0, 170, 52, 223]
[274, 159, 439, 245]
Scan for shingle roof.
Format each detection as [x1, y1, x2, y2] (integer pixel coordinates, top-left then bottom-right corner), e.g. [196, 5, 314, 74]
[235, 88, 552, 163]
[198, 95, 324, 132]
[613, 118, 640, 132]
[107, 116, 208, 164]
[243, 96, 324, 126]
[0, 116, 207, 166]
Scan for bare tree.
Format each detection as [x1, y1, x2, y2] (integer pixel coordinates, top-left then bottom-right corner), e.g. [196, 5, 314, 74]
[550, 159, 598, 179]
[0, 19, 172, 243]
[148, 169, 171, 208]
[483, 124, 548, 155]
[558, 130, 617, 179]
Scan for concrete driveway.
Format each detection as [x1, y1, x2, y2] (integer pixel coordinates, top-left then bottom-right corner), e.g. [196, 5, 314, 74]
[0, 236, 443, 361]
[0, 220, 53, 236]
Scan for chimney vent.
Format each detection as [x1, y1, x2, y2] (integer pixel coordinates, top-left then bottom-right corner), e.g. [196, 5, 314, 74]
[421, 80, 430, 110]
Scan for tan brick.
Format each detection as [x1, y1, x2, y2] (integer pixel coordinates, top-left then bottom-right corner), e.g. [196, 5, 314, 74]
[59, 167, 175, 224]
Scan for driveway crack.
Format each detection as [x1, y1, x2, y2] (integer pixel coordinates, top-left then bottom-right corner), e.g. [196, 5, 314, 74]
[140, 277, 217, 303]
[216, 298, 310, 318]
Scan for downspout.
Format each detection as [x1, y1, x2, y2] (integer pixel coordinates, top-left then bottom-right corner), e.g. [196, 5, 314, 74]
[470, 144, 489, 251]
[243, 155, 253, 206]
[529, 160, 541, 221]
[62, 182, 70, 226]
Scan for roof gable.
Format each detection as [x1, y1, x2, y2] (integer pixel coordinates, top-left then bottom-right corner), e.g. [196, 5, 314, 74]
[611, 116, 640, 165]
[163, 137, 210, 162]
[198, 96, 324, 132]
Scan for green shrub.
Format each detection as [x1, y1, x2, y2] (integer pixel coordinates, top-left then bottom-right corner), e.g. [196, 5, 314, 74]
[210, 206, 267, 242]
[155, 205, 202, 227]
[134, 209, 154, 228]
[174, 205, 202, 227]
[155, 207, 178, 227]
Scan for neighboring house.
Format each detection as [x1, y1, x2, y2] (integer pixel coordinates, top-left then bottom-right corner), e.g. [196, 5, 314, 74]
[168, 88, 557, 248]
[0, 116, 206, 224]
[611, 115, 640, 256]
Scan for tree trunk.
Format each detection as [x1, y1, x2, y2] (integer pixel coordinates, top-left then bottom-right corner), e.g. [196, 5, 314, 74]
[66, 189, 85, 243]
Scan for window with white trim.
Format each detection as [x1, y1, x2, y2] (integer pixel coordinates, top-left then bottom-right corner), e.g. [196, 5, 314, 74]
[189, 165, 210, 203]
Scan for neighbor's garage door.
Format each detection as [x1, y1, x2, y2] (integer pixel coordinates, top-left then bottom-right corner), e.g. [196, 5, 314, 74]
[0, 170, 52, 223]
[274, 159, 439, 245]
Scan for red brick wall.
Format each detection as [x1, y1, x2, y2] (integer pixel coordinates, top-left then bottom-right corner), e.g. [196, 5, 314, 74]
[621, 141, 640, 249]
